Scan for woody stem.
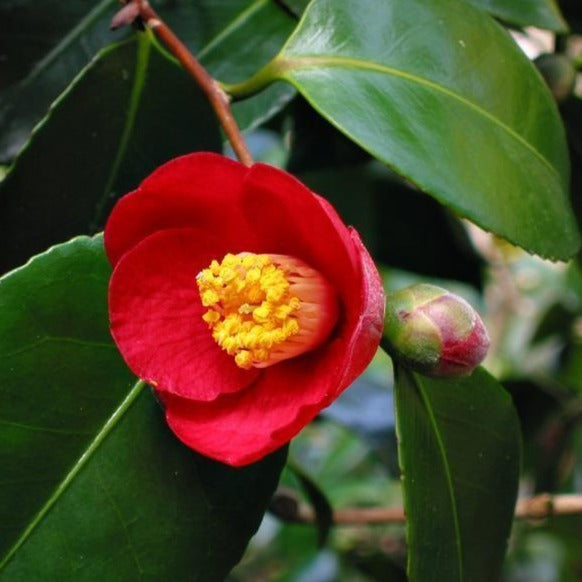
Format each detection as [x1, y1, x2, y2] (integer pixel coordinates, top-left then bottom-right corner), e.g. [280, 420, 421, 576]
[271, 492, 582, 525]
[125, 0, 254, 166]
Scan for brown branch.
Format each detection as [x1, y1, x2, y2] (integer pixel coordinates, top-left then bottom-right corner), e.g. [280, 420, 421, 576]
[514, 493, 582, 520]
[271, 493, 582, 526]
[112, 0, 253, 166]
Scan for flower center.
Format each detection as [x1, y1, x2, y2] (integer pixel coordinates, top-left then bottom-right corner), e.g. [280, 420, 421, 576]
[197, 253, 338, 369]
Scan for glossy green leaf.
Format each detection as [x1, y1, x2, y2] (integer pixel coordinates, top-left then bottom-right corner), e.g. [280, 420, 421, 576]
[0, 235, 286, 579]
[0, 36, 219, 274]
[394, 367, 521, 582]
[263, 0, 579, 260]
[466, 0, 567, 31]
[0, 0, 298, 160]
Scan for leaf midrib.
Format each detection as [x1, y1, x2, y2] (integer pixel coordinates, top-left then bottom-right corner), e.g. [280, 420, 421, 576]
[415, 372, 463, 580]
[277, 54, 562, 186]
[0, 379, 145, 572]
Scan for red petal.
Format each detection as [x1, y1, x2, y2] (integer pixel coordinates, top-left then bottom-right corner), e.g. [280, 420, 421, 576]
[162, 351, 338, 467]
[241, 164, 361, 298]
[330, 228, 385, 397]
[109, 227, 260, 401]
[105, 153, 254, 266]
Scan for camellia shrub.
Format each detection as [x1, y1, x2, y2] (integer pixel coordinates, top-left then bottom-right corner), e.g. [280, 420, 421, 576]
[1, 0, 581, 580]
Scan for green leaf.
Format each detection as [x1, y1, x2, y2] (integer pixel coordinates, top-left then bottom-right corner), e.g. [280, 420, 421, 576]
[0, 0, 298, 160]
[0, 235, 286, 579]
[0, 0, 117, 91]
[264, 0, 579, 260]
[466, 0, 568, 31]
[0, 36, 219, 274]
[394, 367, 521, 582]
[288, 463, 333, 547]
[0, 0, 122, 160]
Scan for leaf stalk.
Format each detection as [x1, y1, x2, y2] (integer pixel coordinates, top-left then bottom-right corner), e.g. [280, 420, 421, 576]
[114, 0, 254, 166]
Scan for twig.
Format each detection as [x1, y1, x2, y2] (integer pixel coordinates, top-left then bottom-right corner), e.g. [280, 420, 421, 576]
[514, 493, 582, 520]
[112, 0, 253, 166]
[271, 492, 582, 526]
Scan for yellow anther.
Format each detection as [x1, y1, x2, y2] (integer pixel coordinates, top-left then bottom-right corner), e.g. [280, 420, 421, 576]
[246, 267, 261, 283]
[253, 303, 271, 323]
[235, 350, 253, 368]
[274, 305, 292, 320]
[197, 252, 338, 369]
[202, 310, 220, 324]
[219, 266, 236, 282]
[247, 286, 264, 304]
[201, 289, 219, 306]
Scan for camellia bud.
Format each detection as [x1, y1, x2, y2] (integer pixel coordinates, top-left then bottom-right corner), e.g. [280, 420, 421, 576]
[383, 283, 489, 378]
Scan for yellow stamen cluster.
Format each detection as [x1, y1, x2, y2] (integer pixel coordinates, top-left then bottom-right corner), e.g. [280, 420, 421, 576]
[197, 253, 302, 369]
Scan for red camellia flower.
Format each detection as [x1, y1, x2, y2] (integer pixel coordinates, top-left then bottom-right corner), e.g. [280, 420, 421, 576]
[105, 153, 385, 466]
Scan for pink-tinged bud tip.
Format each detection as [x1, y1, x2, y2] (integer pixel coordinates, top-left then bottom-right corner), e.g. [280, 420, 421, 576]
[383, 283, 490, 378]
